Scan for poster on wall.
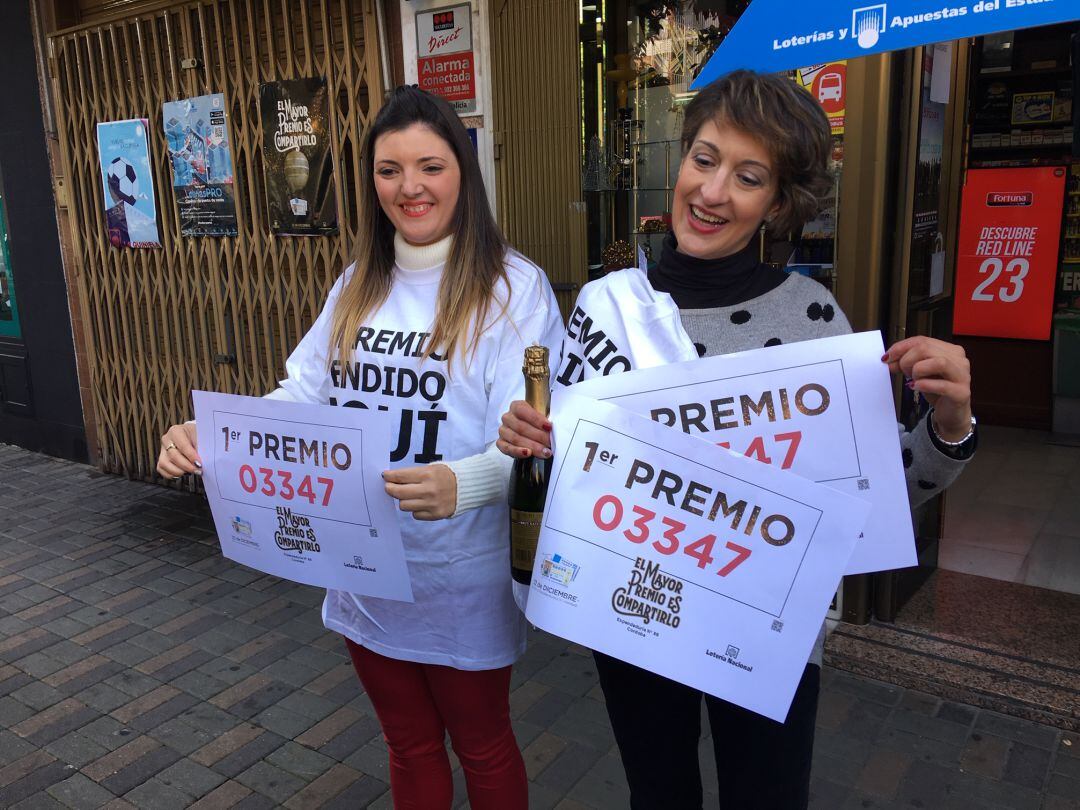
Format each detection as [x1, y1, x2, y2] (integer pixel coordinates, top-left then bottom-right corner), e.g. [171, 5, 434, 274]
[259, 78, 337, 235]
[793, 62, 845, 135]
[96, 119, 162, 249]
[953, 167, 1066, 341]
[162, 93, 238, 236]
[415, 4, 477, 115]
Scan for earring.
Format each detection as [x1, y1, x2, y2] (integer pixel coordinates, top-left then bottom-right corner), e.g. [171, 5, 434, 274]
[759, 220, 768, 263]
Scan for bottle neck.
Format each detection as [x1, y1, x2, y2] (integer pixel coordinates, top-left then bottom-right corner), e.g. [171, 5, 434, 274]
[524, 375, 550, 417]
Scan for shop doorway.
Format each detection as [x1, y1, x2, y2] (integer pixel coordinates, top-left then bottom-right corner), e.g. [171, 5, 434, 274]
[940, 23, 1080, 598]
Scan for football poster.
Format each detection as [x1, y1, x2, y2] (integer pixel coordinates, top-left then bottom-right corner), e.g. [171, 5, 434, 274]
[162, 93, 238, 236]
[96, 119, 162, 249]
[258, 78, 337, 236]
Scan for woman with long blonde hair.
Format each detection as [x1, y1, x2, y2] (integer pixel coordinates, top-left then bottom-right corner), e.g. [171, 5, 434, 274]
[158, 86, 563, 809]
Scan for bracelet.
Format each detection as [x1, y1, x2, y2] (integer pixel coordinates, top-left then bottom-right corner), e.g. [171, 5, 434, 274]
[928, 409, 977, 446]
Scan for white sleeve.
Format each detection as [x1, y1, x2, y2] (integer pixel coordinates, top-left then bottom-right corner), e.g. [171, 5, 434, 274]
[435, 442, 513, 516]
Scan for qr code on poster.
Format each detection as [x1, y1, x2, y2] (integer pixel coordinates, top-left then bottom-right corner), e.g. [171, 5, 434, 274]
[771, 620, 783, 633]
[857, 478, 870, 491]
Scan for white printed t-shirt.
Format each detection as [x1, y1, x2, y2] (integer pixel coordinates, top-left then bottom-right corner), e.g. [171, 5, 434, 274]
[267, 248, 564, 670]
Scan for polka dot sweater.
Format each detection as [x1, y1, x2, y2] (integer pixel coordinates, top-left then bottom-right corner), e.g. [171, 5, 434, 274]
[676, 273, 971, 667]
[674, 272, 968, 515]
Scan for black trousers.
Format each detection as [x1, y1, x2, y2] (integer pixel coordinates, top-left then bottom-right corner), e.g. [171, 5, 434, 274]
[594, 652, 820, 810]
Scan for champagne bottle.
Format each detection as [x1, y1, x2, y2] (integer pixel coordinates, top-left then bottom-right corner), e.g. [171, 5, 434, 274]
[509, 345, 552, 585]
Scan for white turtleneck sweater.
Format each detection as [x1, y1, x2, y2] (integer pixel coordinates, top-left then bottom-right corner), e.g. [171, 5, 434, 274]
[265, 232, 564, 669]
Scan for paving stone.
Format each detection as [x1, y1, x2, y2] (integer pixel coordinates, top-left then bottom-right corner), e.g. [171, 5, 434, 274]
[274, 690, 337, 723]
[974, 711, 1060, 751]
[99, 744, 183, 797]
[876, 725, 963, 767]
[10, 791, 68, 810]
[0, 672, 35, 700]
[235, 760, 306, 804]
[157, 758, 226, 797]
[77, 682, 134, 714]
[10, 682, 66, 712]
[45, 732, 111, 768]
[46, 772, 117, 809]
[121, 777, 191, 810]
[170, 671, 229, 703]
[147, 718, 218, 756]
[14, 652, 66, 680]
[0, 758, 73, 806]
[534, 741, 604, 792]
[1004, 740, 1053, 790]
[316, 772, 387, 810]
[186, 780, 252, 809]
[104, 670, 161, 699]
[0, 729, 38, 767]
[265, 741, 335, 781]
[210, 732, 286, 779]
[960, 732, 1009, 780]
[343, 739, 390, 783]
[253, 705, 316, 740]
[78, 716, 138, 752]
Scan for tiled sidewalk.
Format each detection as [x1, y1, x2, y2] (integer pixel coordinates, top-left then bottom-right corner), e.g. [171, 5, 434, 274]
[0, 444, 1077, 809]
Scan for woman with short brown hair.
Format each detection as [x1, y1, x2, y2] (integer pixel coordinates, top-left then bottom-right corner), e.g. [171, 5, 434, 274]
[500, 69, 976, 808]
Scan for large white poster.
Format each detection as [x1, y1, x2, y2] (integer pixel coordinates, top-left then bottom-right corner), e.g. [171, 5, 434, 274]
[571, 331, 915, 574]
[526, 393, 870, 722]
[193, 392, 413, 601]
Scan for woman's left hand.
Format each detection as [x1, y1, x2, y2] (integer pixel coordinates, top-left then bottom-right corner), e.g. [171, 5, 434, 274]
[883, 336, 972, 442]
[383, 464, 458, 521]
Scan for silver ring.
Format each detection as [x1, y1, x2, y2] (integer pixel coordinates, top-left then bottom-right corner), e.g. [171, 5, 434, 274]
[165, 443, 177, 452]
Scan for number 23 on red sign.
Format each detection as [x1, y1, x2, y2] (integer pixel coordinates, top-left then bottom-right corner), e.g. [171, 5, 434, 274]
[592, 494, 751, 577]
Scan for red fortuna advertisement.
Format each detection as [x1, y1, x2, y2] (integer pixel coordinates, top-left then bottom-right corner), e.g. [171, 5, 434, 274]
[953, 167, 1065, 340]
[415, 4, 476, 115]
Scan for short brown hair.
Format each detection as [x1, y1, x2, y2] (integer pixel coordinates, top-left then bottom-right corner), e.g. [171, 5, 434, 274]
[681, 69, 831, 235]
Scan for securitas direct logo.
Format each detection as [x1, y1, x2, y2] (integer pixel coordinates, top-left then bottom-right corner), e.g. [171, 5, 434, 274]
[432, 11, 455, 31]
[986, 192, 1033, 207]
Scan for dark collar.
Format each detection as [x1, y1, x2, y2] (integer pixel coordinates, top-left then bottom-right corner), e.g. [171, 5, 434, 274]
[647, 232, 786, 309]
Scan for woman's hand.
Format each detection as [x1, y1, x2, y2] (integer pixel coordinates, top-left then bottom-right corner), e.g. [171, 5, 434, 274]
[384, 464, 458, 521]
[157, 423, 201, 479]
[496, 400, 552, 459]
[883, 336, 972, 441]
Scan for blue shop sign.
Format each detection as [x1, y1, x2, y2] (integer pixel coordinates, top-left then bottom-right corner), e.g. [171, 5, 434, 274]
[693, 0, 1078, 88]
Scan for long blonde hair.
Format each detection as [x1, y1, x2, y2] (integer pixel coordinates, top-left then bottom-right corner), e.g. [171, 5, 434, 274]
[329, 86, 509, 371]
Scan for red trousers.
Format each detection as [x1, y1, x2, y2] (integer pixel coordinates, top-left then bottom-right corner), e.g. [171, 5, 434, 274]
[345, 640, 527, 810]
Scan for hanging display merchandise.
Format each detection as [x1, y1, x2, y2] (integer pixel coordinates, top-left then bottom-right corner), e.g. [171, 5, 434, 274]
[162, 93, 238, 237]
[259, 78, 337, 236]
[95, 119, 162, 249]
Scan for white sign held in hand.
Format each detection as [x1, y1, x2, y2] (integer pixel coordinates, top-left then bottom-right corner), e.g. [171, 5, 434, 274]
[193, 391, 413, 601]
[571, 331, 916, 574]
[525, 393, 870, 722]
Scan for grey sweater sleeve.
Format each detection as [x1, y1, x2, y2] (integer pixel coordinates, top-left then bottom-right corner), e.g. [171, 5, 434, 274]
[901, 416, 970, 509]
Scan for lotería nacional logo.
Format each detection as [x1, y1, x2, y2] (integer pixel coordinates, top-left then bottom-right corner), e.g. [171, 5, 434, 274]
[540, 553, 580, 585]
[611, 557, 683, 628]
[852, 4, 887, 48]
